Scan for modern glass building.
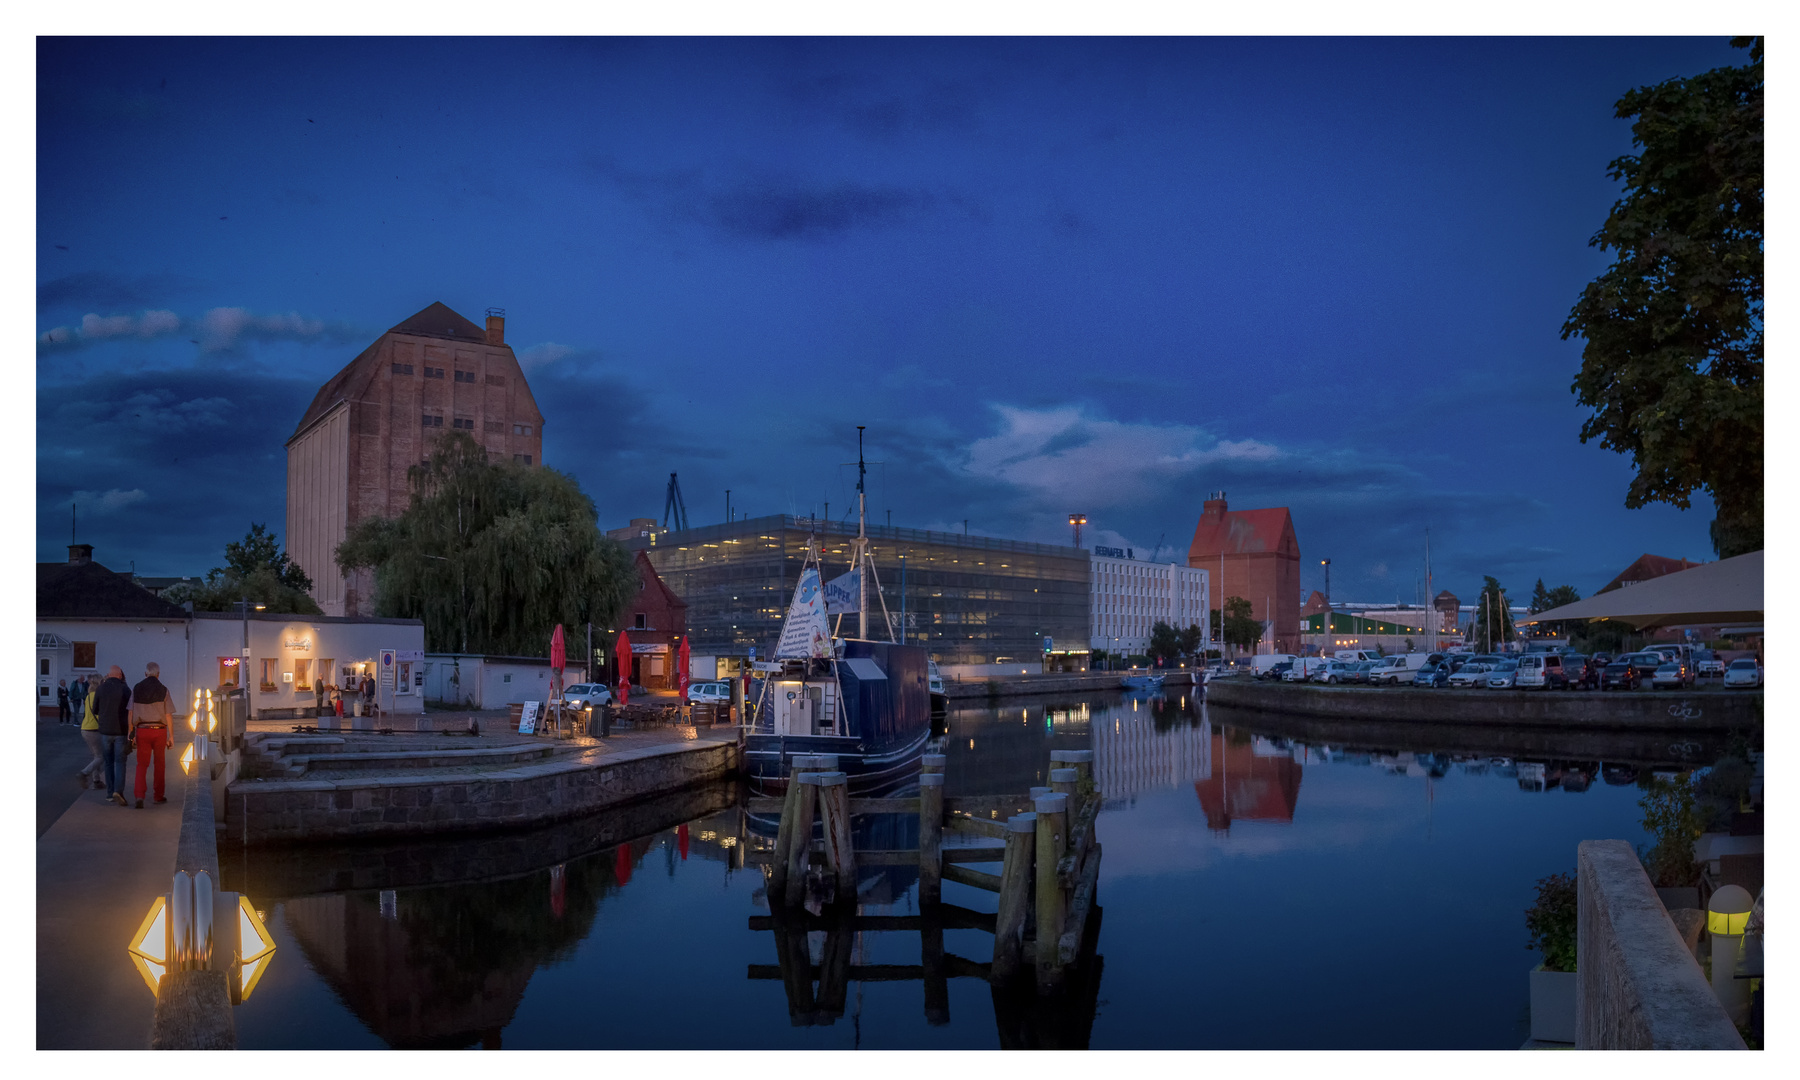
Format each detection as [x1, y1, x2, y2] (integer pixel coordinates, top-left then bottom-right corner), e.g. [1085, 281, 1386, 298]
[623, 515, 1090, 665]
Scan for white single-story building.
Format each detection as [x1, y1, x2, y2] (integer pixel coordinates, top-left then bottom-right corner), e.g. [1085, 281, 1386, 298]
[37, 544, 424, 721]
[421, 654, 588, 709]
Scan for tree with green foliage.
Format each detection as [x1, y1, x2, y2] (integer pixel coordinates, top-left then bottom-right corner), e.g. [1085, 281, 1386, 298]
[1563, 37, 1763, 558]
[1210, 596, 1262, 654]
[1147, 621, 1182, 666]
[164, 522, 322, 615]
[335, 431, 637, 655]
[1178, 623, 1204, 658]
[1638, 773, 1703, 888]
[1524, 871, 1579, 973]
[1468, 576, 1516, 653]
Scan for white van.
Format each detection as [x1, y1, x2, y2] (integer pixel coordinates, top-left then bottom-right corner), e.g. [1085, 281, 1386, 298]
[1334, 650, 1381, 662]
[1250, 654, 1297, 677]
[1284, 657, 1331, 682]
[1368, 653, 1430, 685]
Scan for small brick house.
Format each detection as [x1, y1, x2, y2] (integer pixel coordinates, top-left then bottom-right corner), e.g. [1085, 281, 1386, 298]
[617, 551, 689, 690]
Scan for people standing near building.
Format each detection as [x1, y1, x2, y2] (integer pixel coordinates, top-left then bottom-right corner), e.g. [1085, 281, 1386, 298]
[360, 672, 375, 716]
[93, 665, 132, 806]
[331, 685, 343, 719]
[129, 662, 174, 809]
[71, 675, 88, 717]
[314, 677, 327, 719]
[56, 679, 70, 724]
[77, 678, 104, 789]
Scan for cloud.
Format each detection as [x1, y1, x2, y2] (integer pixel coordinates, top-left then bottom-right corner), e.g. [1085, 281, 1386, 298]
[705, 178, 933, 241]
[959, 404, 1282, 510]
[777, 69, 989, 141]
[37, 306, 362, 355]
[517, 342, 576, 372]
[70, 488, 148, 514]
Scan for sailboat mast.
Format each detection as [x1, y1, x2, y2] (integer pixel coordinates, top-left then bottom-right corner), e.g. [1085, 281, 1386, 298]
[857, 426, 868, 640]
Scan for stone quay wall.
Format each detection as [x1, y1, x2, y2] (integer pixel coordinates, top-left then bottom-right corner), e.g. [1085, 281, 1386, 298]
[1206, 679, 1760, 730]
[1576, 839, 1745, 1049]
[944, 671, 1196, 700]
[224, 738, 739, 846]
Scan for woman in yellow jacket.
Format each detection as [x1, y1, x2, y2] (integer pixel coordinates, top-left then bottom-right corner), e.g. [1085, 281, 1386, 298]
[76, 680, 104, 789]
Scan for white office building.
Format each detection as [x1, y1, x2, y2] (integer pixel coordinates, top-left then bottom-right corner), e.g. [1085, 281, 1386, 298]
[1089, 548, 1209, 656]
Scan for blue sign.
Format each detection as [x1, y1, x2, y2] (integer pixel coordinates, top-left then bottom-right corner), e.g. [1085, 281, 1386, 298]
[748, 645, 756, 661]
[1043, 637, 1054, 652]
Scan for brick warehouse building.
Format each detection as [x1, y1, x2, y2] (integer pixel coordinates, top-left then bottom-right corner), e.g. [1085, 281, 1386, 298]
[1187, 493, 1301, 653]
[286, 302, 545, 616]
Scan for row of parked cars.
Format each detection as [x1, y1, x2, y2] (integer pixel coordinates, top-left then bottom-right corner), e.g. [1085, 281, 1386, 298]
[1256, 646, 1760, 691]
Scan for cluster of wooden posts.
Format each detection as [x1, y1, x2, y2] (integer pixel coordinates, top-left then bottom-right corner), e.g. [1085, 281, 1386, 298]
[757, 748, 1103, 996]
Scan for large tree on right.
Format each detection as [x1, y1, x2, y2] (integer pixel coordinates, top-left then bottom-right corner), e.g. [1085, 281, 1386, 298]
[1563, 37, 1762, 557]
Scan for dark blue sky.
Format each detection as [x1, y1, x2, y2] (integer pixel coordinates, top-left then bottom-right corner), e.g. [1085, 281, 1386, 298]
[36, 36, 1742, 606]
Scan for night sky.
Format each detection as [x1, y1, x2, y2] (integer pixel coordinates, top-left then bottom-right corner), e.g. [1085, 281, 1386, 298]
[36, 36, 1743, 607]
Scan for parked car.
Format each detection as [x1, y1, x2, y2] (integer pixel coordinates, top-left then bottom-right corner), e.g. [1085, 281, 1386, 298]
[558, 683, 614, 708]
[1368, 653, 1430, 685]
[1515, 652, 1579, 690]
[1695, 650, 1724, 678]
[1414, 662, 1451, 688]
[1723, 658, 1763, 688]
[686, 681, 732, 704]
[1285, 657, 1330, 682]
[1448, 659, 1496, 688]
[1650, 659, 1694, 690]
[1261, 661, 1294, 682]
[1485, 659, 1521, 689]
[1313, 661, 1357, 685]
[1346, 660, 1378, 684]
[1601, 652, 1664, 691]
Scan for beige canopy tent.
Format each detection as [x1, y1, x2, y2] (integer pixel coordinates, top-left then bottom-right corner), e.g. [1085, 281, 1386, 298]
[1518, 550, 1763, 630]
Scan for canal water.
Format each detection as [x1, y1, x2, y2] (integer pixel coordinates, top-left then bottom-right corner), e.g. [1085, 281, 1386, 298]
[226, 688, 1678, 1049]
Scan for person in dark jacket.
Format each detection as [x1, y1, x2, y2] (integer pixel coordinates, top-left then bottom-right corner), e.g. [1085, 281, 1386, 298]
[130, 662, 174, 808]
[56, 680, 70, 724]
[92, 666, 133, 805]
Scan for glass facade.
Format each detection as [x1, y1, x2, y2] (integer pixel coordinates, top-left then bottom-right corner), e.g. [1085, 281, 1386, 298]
[625, 515, 1091, 664]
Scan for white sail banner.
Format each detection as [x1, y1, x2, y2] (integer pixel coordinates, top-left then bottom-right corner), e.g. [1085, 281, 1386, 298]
[776, 568, 832, 658]
[824, 568, 861, 615]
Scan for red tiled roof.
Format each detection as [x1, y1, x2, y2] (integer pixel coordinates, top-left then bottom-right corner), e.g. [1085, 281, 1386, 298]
[1188, 503, 1297, 562]
[287, 302, 488, 444]
[1597, 554, 1705, 595]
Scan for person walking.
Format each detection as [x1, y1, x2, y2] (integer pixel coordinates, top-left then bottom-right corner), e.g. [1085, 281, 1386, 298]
[56, 679, 70, 724]
[77, 679, 104, 789]
[92, 666, 133, 806]
[129, 662, 174, 808]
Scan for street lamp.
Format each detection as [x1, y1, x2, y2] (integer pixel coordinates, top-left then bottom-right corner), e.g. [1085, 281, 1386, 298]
[127, 873, 276, 1003]
[236, 598, 265, 693]
[1320, 559, 1331, 654]
[1708, 884, 1754, 1023]
[1068, 513, 1087, 548]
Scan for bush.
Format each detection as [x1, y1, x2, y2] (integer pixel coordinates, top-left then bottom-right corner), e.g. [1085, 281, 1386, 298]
[1525, 871, 1578, 972]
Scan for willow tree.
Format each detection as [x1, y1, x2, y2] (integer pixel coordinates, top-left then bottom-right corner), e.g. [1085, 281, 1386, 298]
[335, 432, 637, 656]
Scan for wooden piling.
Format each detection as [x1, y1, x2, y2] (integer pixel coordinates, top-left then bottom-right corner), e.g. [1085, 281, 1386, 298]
[784, 771, 822, 908]
[815, 923, 854, 1023]
[918, 772, 944, 904]
[816, 771, 857, 900]
[1050, 749, 1094, 788]
[991, 811, 1036, 985]
[1049, 767, 1079, 801]
[921, 914, 950, 1025]
[1033, 792, 1069, 990]
[770, 755, 820, 899]
[921, 753, 946, 774]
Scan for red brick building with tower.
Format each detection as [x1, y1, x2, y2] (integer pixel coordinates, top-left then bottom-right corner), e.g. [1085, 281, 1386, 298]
[1187, 492, 1302, 653]
[286, 302, 545, 616]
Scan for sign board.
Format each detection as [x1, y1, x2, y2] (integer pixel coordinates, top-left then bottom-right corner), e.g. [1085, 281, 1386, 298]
[518, 700, 540, 734]
[1043, 637, 1054, 652]
[748, 645, 756, 661]
[397, 649, 424, 663]
[380, 649, 396, 689]
[283, 637, 312, 651]
[631, 643, 670, 655]
[751, 661, 784, 673]
[824, 569, 861, 615]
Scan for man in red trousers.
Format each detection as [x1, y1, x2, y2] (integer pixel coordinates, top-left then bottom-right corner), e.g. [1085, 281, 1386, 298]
[129, 661, 174, 808]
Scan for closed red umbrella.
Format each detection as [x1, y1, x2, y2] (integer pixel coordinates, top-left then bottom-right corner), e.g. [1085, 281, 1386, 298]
[615, 629, 632, 707]
[677, 636, 691, 701]
[677, 823, 689, 860]
[550, 624, 566, 671]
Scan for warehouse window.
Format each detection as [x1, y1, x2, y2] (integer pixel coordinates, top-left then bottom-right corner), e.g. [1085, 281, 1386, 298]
[391, 362, 414, 375]
[452, 417, 474, 430]
[454, 370, 477, 383]
[424, 367, 444, 379]
[422, 414, 443, 427]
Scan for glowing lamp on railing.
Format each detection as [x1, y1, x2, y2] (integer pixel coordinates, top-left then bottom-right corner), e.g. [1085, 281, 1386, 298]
[235, 896, 277, 1002]
[1707, 883, 1753, 936]
[127, 895, 170, 994]
[181, 741, 196, 775]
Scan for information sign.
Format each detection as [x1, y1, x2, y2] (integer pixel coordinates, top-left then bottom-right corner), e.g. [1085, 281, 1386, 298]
[518, 700, 541, 734]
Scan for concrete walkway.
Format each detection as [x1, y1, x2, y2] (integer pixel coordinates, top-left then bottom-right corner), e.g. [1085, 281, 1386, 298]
[37, 719, 194, 1048]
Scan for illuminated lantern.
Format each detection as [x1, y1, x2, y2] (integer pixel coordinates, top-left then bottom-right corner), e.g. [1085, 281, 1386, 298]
[234, 896, 277, 1002]
[126, 896, 169, 994]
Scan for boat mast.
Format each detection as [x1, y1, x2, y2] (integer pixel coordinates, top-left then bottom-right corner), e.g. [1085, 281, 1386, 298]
[857, 425, 868, 641]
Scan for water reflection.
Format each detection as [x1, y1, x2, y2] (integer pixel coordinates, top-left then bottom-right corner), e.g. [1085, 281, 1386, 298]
[232, 688, 1718, 1048]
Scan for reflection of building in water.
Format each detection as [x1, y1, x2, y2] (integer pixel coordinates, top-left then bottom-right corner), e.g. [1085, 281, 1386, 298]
[1194, 727, 1303, 833]
[1090, 706, 1212, 801]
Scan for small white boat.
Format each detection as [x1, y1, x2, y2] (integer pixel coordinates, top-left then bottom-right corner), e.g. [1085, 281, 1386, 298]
[1120, 673, 1165, 690]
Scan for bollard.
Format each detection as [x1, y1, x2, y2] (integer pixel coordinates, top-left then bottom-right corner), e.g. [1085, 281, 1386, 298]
[921, 753, 947, 775]
[785, 772, 824, 908]
[992, 812, 1036, 984]
[815, 771, 857, 900]
[192, 871, 214, 970]
[1050, 767, 1079, 801]
[918, 773, 945, 904]
[1030, 786, 1051, 799]
[1034, 793, 1069, 991]
[169, 871, 195, 972]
